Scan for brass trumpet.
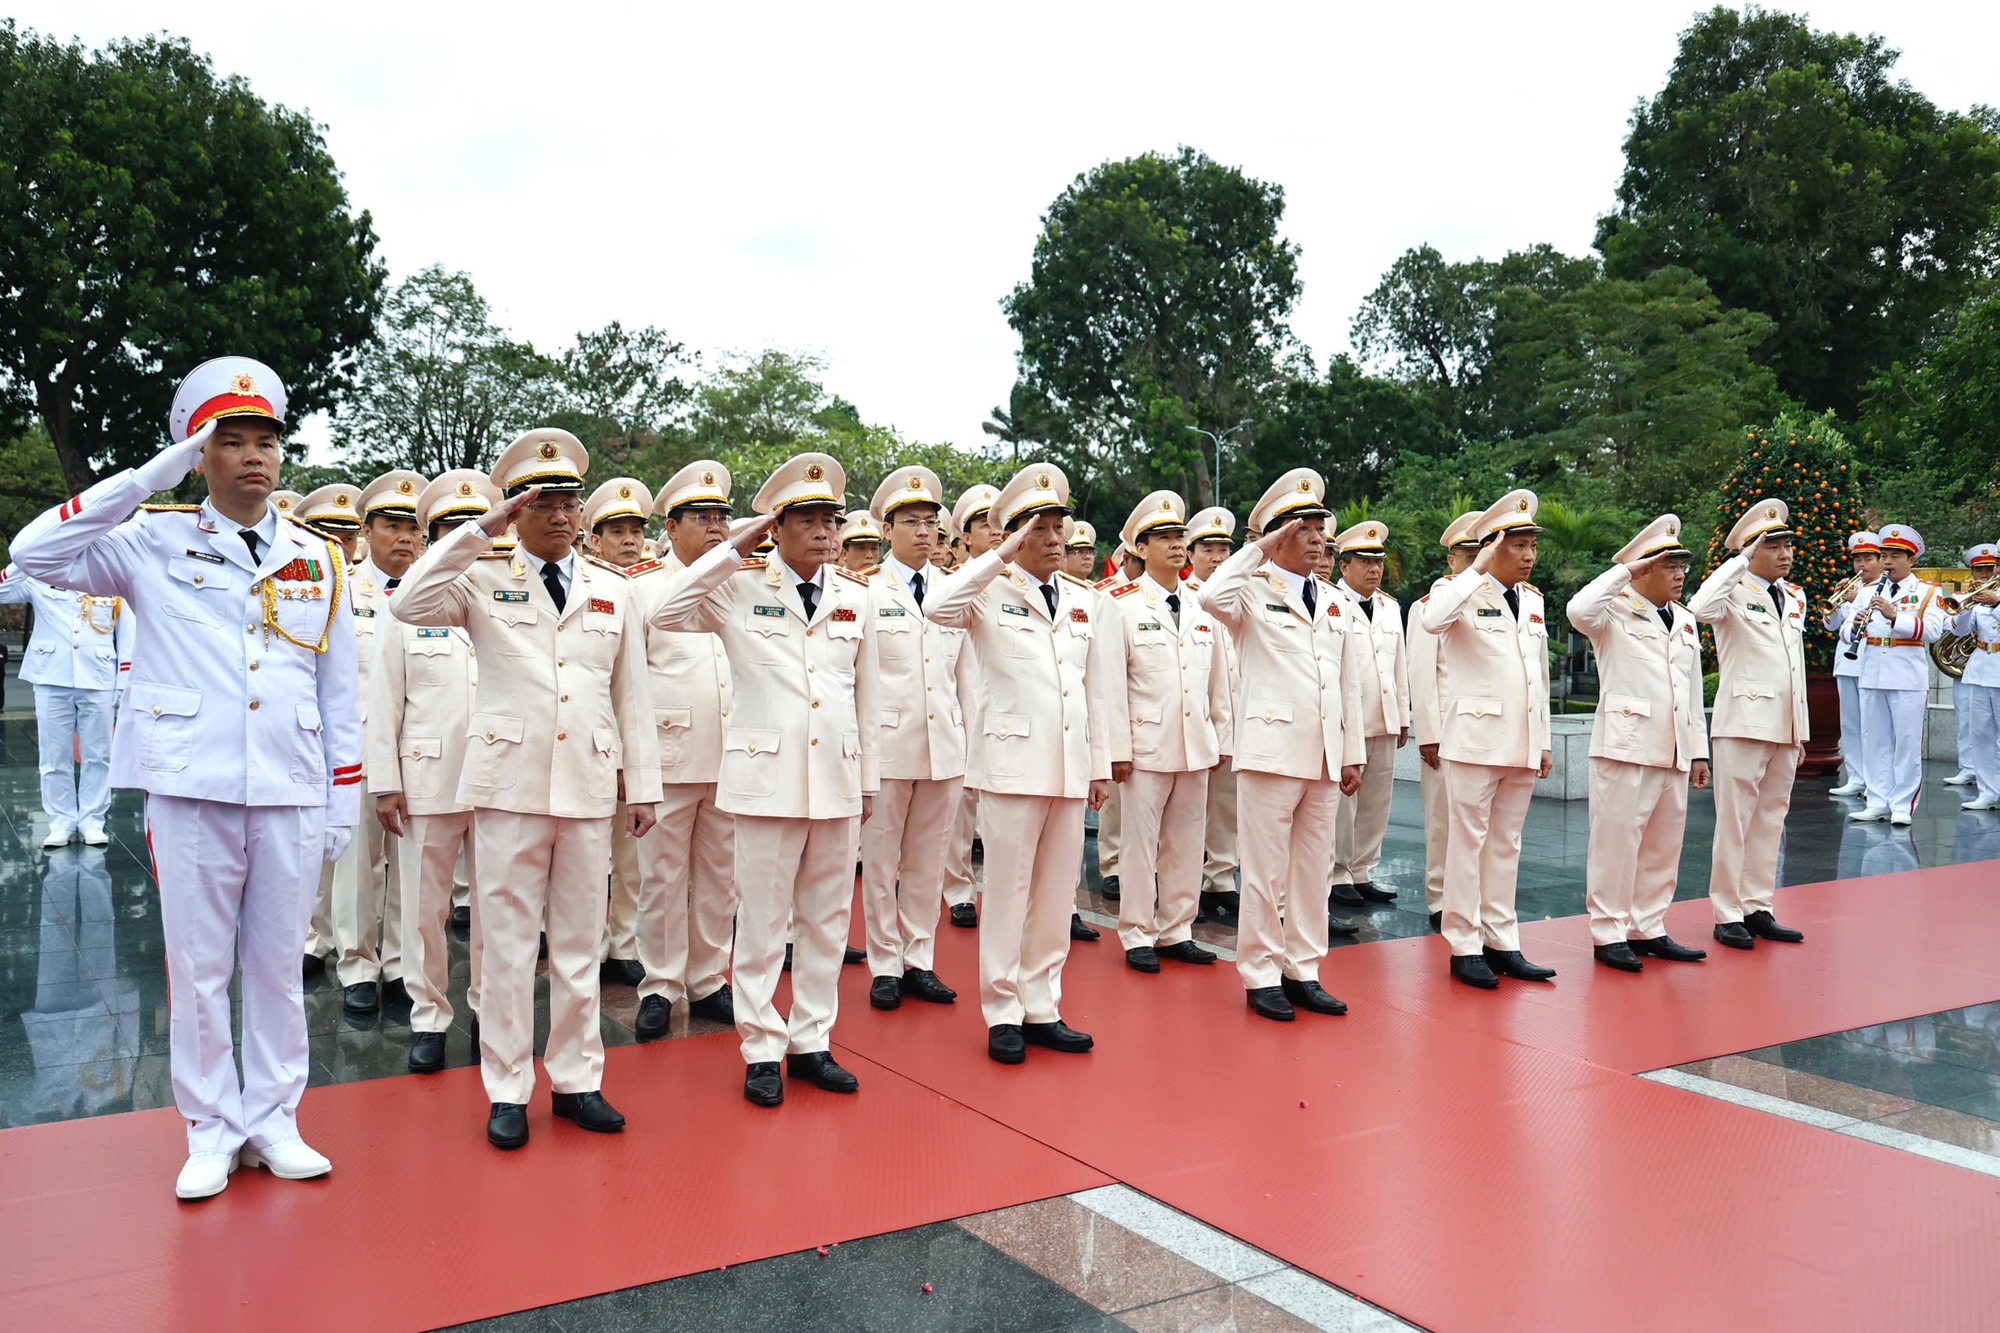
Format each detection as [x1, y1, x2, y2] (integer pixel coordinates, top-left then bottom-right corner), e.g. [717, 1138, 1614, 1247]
[1937, 574, 2000, 615]
[1818, 572, 1868, 617]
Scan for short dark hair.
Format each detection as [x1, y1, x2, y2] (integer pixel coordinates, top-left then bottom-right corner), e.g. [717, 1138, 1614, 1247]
[667, 504, 731, 523]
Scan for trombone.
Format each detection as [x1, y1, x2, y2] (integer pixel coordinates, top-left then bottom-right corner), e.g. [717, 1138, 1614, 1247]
[1818, 572, 1868, 618]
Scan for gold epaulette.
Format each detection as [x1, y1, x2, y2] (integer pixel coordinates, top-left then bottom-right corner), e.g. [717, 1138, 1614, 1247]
[739, 558, 767, 571]
[478, 549, 514, 560]
[832, 566, 869, 586]
[140, 503, 202, 512]
[1059, 571, 1097, 588]
[1107, 579, 1141, 598]
[582, 553, 630, 578]
[1520, 582, 1541, 596]
[624, 558, 663, 577]
[859, 564, 882, 577]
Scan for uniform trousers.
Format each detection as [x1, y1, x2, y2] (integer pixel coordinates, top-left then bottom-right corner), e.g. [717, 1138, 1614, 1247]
[1584, 758, 1688, 945]
[731, 813, 858, 1063]
[603, 806, 641, 963]
[1708, 736, 1799, 923]
[35, 684, 114, 830]
[1861, 687, 1926, 814]
[1095, 781, 1123, 879]
[1440, 759, 1535, 956]
[1234, 770, 1338, 990]
[1419, 758, 1449, 913]
[472, 810, 611, 1104]
[1116, 767, 1209, 951]
[1835, 674, 1864, 785]
[975, 792, 1084, 1026]
[1963, 683, 2000, 803]
[1331, 733, 1398, 887]
[1200, 758, 1239, 897]
[144, 795, 321, 1155]
[332, 777, 403, 987]
[860, 776, 964, 976]
[1955, 678, 1976, 775]
[941, 789, 979, 908]
[637, 782, 736, 1005]
[308, 861, 335, 960]
[398, 809, 479, 1034]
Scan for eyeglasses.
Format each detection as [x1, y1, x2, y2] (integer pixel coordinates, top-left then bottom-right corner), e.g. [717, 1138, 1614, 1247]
[525, 499, 582, 515]
[677, 510, 732, 526]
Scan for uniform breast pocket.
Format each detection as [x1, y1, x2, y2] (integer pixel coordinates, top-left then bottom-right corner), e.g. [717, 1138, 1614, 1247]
[722, 728, 782, 799]
[742, 614, 796, 665]
[1454, 697, 1505, 751]
[589, 727, 621, 799]
[1240, 697, 1292, 760]
[406, 635, 458, 688]
[464, 713, 525, 788]
[163, 559, 233, 627]
[1263, 614, 1305, 652]
[875, 615, 917, 661]
[821, 616, 862, 678]
[402, 736, 445, 799]
[996, 618, 1043, 660]
[291, 702, 325, 784]
[486, 603, 540, 652]
[655, 705, 694, 771]
[130, 682, 201, 773]
[1601, 694, 1651, 751]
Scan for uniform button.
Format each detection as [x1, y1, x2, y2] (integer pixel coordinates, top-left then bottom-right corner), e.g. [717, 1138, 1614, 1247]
[561, 694, 569, 702]
[248, 700, 260, 710]
[811, 700, 820, 708]
[193, 574, 204, 584]
[247, 624, 257, 633]
[928, 713, 935, 719]
[1185, 710, 1192, 717]
[486, 731, 495, 741]
[558, 659, 566, 666]
[249, 662, 259, 671]
[468, 649, 475, 658]
[151, 705, 161, 716]
[811, 737, 819, 746]
[557, 731, 567, 741]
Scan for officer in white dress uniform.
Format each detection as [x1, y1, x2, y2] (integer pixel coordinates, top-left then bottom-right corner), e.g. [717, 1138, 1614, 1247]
[295, 483, 363, 976]
[1408, 511, 1480, 930]
[1328, 521, 1408, 909]
[1824, 531, 1883, 798]
[1686, 500, 1809, 948]
[0, 567, 133, 846]
[1953, 544, 2000, 812]
[1063, 520, 1100, 583]
[940, 483, 1001, 927]
[1848, 524, 1949, 824]
[1196, 470, 1366, 1020]
[1568, 515, 1711, 972]
[623, 463, 739, 1040]
[925, 464, 1121, 1063]
[651, 453, 879, 1106]
[1946, 545, 1999, 792]
[1183, 507, 1242, 921]
[368, 469, 497, 1073]
[393, 429, 661, 1149]
[12, 356, 359, 1199]
[580, 476, 655, 990]
[858, 466, 975, 1010]
[1419, 489, 1556, 990]
[838, 509, 883, 575]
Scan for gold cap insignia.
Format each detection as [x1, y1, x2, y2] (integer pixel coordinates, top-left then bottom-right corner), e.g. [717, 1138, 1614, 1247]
[701, 470, 716, 486]
[1297, 479, 1312, 493]
[232, 372, 257, 395]
[335, 494, 351, 508]
[1159, 497, 1173, 511]
[1038, 473, 1052, 489]
[618, 485, 632, 499]
[457, 481, 473, 496]
[538, 441, 558, 460]
[1766, 506, 1778, 519]
[1517, 498, 1529, 512]
[908, 476, 923, 490]
[1667, 520, 1678, 536]
[805, 463, 824, 481]
[398, 479, 414, 494]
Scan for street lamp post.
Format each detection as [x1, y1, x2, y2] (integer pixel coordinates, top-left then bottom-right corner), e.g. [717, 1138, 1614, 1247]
[1183, 419, 1254, 509]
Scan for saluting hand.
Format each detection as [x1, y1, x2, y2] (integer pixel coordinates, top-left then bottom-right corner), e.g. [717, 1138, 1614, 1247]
[994, 512, 1056, 565]
[730, 513, 779, 555]
[1254, 517, 1301, 556]
[480, 484, 540, 536]
[1470, 539, 1498, 575]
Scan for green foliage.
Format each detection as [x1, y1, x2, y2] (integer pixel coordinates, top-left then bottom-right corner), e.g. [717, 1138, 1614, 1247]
[0, 23, 385, 489]
[1857, 290, 2000, 527]
[1244, 356, 1455, 510]
[0, 423, 65, 559]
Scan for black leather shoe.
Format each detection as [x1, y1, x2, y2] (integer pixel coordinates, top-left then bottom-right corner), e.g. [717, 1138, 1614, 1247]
[688, 984, 734, 1025]
[1022, 1020, 1094, 1053]
[843, 946, 866, 966]
[1593, 942, 1643, 973]
[1713, 922, 1756, 950]
[487, 1102, 529, 1150]
[342, 981, 379, 1015]
[1200, 892, 1239, 925]
[408, 1031, 448, 1073]
[1280, 977, 1348, 1015]
[1070, 913, 1100, 941]
[950, 902, 978, 928]
[1356, 882, 1397, 904]
[382, 977, 410, 1005]
[1743, 910, 1805, 943]
[1631, 935, 1707, 962]
[302, 952, 325, 979]
[449, 905, 471, 932]
[786, 1051, 860, 1092]
[988, 1024, 1026, 1064]
[1328, 916, 1361, 939]
[1125, 946, 1161, 973]
[1099, 874, 1121, 901]
[1484, 948, 1557, 981]
[1157, 940, 1216, 965]
[901, 969, 957, 1003]
[1246, 986, 1296, 1021]
[634, 994, 672, 1041]
[552, 1090, 626, 1133]
[600, 957, 644, 987]
[744, 1062, 784, 1106]
[869, 976, 903, 1010]
[1428, 911, 1442, 934]
[1329, 883, 1366, 907]
[1450, 954, 1499, 989]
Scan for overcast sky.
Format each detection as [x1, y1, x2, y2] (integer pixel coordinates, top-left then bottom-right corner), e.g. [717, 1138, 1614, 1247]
[23, 2, 2000, 461]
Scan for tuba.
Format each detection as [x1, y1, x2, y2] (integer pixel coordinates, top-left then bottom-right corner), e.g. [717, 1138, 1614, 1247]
[1930, 575, 2000, 680]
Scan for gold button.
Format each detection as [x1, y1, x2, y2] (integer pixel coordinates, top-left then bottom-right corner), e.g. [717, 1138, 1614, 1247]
[557, 731, 567, 741]
[561, 694, 569, 702]
[748, 744, 757, 754]
[248, 700, 260, 710]
[468, 649, 475, 657]
[247, 624, 256, 633]
[151, 705, 161, 716]
[928, 713, 935, 719]
[811, 700, 820, 708]
[1185, 710, 1192, 717]
[558, 659, 566, 666]
[249, 662, 259, 671]
[486, 731, 495, 741]
[811, 737, 819, 746]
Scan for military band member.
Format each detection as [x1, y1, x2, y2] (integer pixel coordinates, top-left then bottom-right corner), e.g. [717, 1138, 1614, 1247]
[1184, 506, 1241, 922]
[1328, 520, 1407, 909]
[838, 510, 883, 574]
[581, 477, 655, 989]
[1419, 489, 1556, 989]
[295, 483, 364, 975]
[13, 356, 359, 1198]
[1409, 511, 1479, 931]
[1947, 544, 2000, 793]
[653, 453, 878, 1106]
[1825, 531, 1882, 798]
[1197, 469, 1365, 1020]
[858, 466, 973, 1009]
[393, 429, 661, 1149]
[1104, 492, 1231, 971]
[1953, 544, 2000, 812]
[1568, 516, 1710, 971]
[941, 483, 1001, 928]
[1686, 500, 1808, 948]
[1848, 524, 1948, 824]
[926, 464, 1121, 1063]
[370, 470, 496, 1072]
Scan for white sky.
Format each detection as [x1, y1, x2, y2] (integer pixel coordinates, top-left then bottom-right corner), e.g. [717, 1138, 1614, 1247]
[24, 2, 2000, 462]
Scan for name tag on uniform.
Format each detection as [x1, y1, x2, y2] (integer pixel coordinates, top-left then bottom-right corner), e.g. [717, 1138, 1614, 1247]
[184, 549, 224, 564]
[353, 607, 376, 618]
[1001, 603, 1031, 617]
[494, 590, 529, 602]
[588, 597, 615, 614]
[1747, 602, 1769, 615]
[416, 627, 451, 638]
[878, 607, 907, 617]
[1139, 621, 1163, 631]
[1264, 603, 1290, 613]
[753, 605, 786, 618]
[1477, 607, 1503, 617]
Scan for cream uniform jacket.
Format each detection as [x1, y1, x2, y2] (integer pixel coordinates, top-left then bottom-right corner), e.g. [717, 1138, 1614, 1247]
[1567, 565, 1707, 771]
[1686, 554, 1809, 743]
[923, 553, 1122, 798]
[868, 555, 974, 782]
[1195, 546, 1368, 779]
[365, 615, 477, 816]
[1181, 574, 1242, 711]
[348, 559, 388, 726]
[1418, 570, 1552, 769]
[626, 550, 733, 785]
[390, 524, 662, 816]
[1407, 578, 1451, 748]
[1107, 574, 1232, 772]
[652, 547, 880, 819]
[1337, 581, 1410, 738]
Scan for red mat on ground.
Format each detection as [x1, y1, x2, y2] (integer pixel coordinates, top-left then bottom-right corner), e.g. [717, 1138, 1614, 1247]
[0, 1035, 1107, 1332]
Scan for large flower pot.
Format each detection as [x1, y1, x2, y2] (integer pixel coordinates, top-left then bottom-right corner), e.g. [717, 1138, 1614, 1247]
[1800, 671, 1842, 776]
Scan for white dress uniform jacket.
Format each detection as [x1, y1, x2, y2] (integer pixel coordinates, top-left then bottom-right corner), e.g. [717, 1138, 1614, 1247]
[1957, 602, 2000, 690]
[365, 616, 476, 816]
[627, 549, 733, 785]
[1336, 581, 1409, 740]
[1854, 578, 1950, 691]
[1109, 574, 1233, 772]
[0, 571, 134, 689]
[1567, 566, 1708, 771]
[1418, 571, 1552, 768]
[869, 554, 974, 781]
[1686, 556, 1809, 744]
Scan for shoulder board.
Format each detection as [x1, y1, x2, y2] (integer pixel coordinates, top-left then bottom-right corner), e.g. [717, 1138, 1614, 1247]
[1316, 574, 1337, 588]
[140, 503, 202, 513]
[832, 566, 869, 586]
[1107, 580, 1142, 598]
[1416, 593, 1431, 604]
[581, 553, 630, 578]
[859, 564, 881, 577]
[1092, 575, 1120, 589]
[1059, 571, 1095, 588]
[280, 513, 317, 529]
[739, 558, 767, 571]
[478, 549, 513, 560]
[623, 558, 663, 577]
[1520, 582, 1541, 596]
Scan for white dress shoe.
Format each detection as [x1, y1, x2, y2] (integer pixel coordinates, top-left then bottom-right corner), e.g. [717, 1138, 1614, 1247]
[80, 824, 109, 846]
[1944, 770, 1976, 787]
[175, 1151, 237, 1200]
[41, 826, 73, 849]
[1889, 810, 1913, 826]
[1962, 798, 2000, 812]
[1828, 781, 1865, 797]
[239, 1137, 331, 1180]
[1847, 806, 1888, 822]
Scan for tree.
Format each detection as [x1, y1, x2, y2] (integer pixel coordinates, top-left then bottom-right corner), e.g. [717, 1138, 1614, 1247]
[549, 321, 695, 472]
[332, 267, 560, 477]
[1595, 5, 2000, 417]
[0, 24, 384, 490]
[0, 424, 65, 558]
[1004, 147, 1302, 510]
[683, 350, 843, 456]
[1247, 355, 1456, 509]
[980, 380, 1050, 464]
[1857, 289, 2000, 513]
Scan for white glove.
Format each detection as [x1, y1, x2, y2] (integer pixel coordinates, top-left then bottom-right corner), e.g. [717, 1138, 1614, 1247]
[134, 421, 215, 493]
[323, 824, 353, 863]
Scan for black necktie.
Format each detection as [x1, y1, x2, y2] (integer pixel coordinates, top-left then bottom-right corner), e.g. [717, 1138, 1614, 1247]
[1504, 586, 1520, 619]
[1166, 592, 1181, 628]
[1302, 580, 1316, 618]
[799, 580, 818, 621]
[911, 572, 925, 607]
[239, 528, 262, 564]
[541, 562, 566, 612]
[1040, 583, 1057, 617]
[1358, 596, 1374, 622]
[384, 576, 401, 592]
[1658, 605, 1674, 631]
